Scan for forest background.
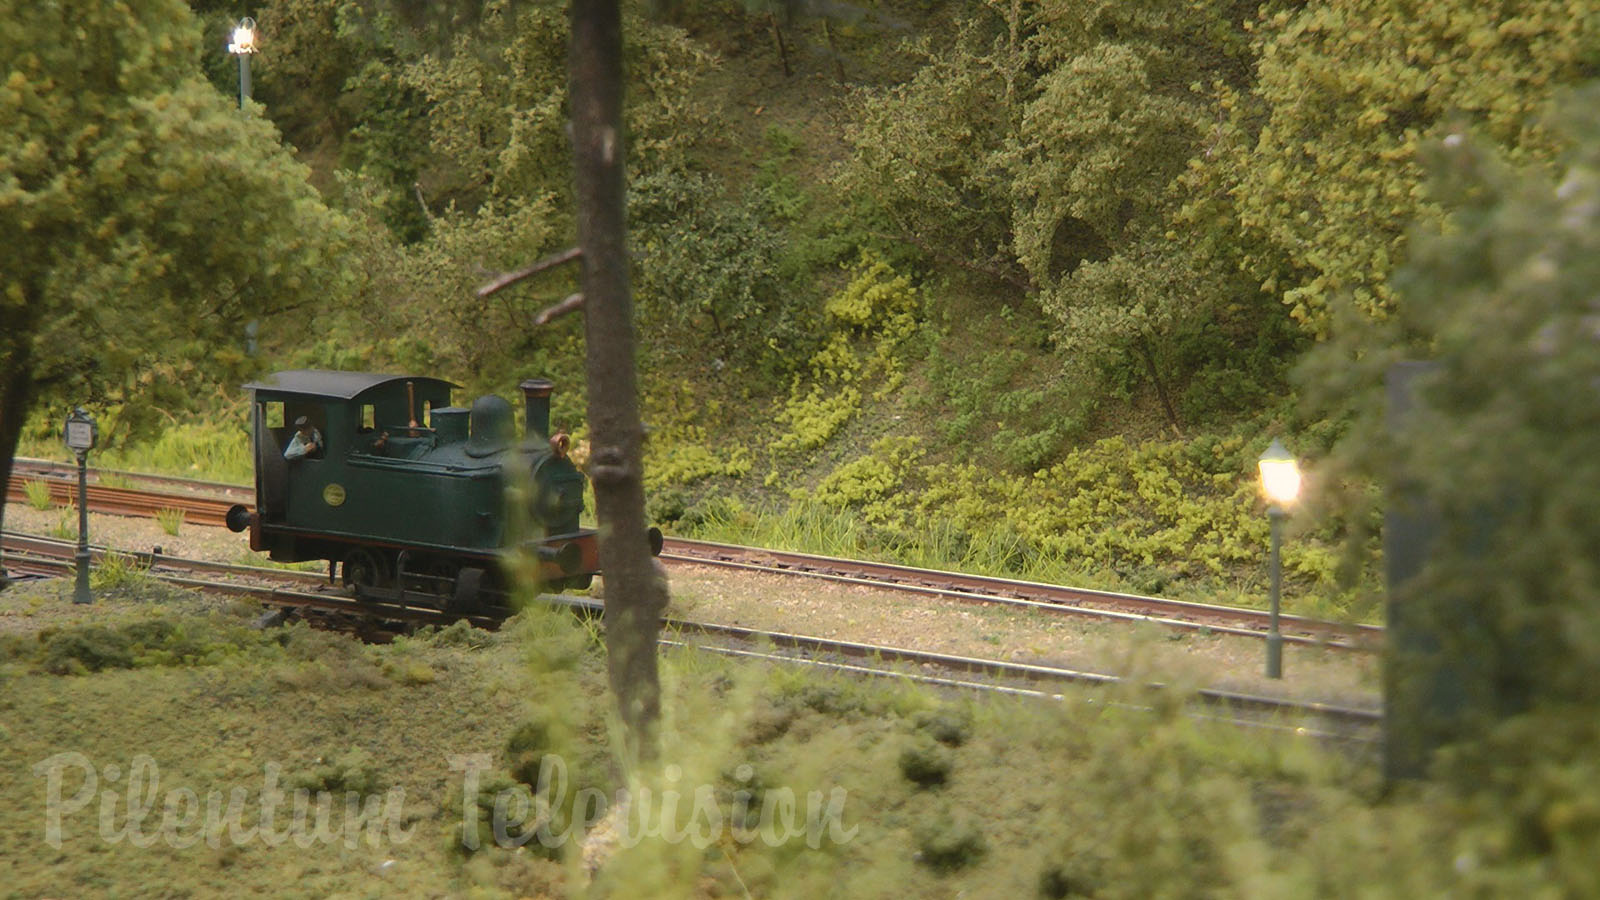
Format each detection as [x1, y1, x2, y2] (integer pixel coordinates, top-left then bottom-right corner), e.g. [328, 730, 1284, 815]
[7, 0, 1598, 626]
[7, 1, 1600, 894]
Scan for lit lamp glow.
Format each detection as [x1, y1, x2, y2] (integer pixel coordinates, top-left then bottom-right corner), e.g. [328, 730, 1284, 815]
[1259, 440, 1302, 507]
[226, 17, 257, 109]
[1258, 439, 1300, 679]
[227, 20, 257, 54]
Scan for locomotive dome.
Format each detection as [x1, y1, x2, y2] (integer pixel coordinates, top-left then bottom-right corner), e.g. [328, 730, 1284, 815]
[465, 395, 515, 458]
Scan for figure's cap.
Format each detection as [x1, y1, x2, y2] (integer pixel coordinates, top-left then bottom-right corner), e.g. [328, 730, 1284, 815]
[295, 416, 310, 427]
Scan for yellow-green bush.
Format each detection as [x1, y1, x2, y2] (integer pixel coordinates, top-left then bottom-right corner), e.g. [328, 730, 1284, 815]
[771, 255, 921, 455]
[801, 432, 1345, 605]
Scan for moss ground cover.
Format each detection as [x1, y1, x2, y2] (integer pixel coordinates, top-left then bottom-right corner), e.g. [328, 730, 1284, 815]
[0, 580, 1590, 897]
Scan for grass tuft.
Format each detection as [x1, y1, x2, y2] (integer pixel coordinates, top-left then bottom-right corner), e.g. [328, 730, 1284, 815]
[24, 479, 53, 510]
[155, 507, 185, 536]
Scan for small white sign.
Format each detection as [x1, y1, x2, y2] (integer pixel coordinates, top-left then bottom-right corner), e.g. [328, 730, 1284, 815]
[65, 420, 94, 451]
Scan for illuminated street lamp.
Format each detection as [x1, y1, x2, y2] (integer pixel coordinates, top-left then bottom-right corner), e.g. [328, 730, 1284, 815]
[1258, 439, 1301, 679]
[226, 17, 258, 110]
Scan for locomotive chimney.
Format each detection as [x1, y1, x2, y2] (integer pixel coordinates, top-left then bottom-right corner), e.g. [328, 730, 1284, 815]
[520, 378, 554, 441]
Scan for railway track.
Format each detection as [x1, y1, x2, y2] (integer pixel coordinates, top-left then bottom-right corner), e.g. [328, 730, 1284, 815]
[2, 531, 1383, 744]
[5, 458, 1383, 650]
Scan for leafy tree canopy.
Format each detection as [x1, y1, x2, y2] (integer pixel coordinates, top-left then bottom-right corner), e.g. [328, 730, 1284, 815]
[1192, 0, 1598, 335]
[0, 0, 351, 577]
[1301, 83, 1600, 716]
[404, 1, 718, 211]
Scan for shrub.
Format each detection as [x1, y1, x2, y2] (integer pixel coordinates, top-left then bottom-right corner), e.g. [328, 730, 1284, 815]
[291, 747, 383, 796]
[40, 626, 134, 675]
[898, 737, 953, 788]
[914, 811, 987, 872]
[914, 709, 971, 748]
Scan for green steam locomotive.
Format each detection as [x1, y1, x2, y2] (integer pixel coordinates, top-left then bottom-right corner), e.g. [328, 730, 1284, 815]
[225, 370, 610, 609]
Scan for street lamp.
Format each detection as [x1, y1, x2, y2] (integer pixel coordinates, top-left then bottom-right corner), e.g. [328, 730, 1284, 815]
[226, 17, 258, 110]
[1258, 438, 1301, 679]
[62, 408, 99, 605]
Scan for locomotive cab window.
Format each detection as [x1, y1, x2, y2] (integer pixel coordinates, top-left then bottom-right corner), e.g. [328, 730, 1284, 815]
[272, 402, 327, 461]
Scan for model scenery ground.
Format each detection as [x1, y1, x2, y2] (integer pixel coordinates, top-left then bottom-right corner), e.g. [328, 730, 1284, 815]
[3, 506, 1381, 709]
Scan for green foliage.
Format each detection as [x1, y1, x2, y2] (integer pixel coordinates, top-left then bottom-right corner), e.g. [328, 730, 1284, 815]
[771, 255, 920, 455]
[21, 612, 278, 675]
[917, 319, 1086, 473]
[1301, 85, 1600, 720]
[897, 736, 952, 787]
[0, 0, 352, 539]
[811, 436, 924, 508]
[839, 12, 1024, 286]
[91, 552, 154, 593]
[290, 747, 384, 796]
[404, 3, 717, 206]
[913, 811, 986, 872]
[155, 508, 185, 536]
[18, 416, 255, 484]
[39, 626, 135, 675]
[23, 481, 52, 512]
[1188, 0, 1597, 334]
[797, 429, 1346, 602]
[838, 1, 1289, 436]
[331, 187, 583, 396]
[7, 581, 1600, 895]
[631, 168, 798, 370]
[645, 424, 753, 492]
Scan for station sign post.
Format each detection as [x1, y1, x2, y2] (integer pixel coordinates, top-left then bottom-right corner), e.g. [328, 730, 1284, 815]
[62, 408, 97, 604]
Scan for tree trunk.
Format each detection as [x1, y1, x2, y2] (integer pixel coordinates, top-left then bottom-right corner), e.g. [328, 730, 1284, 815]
[769, 13, 792, 77]
[1135, 335, 1183, 439]
[569, 0, 669, 764]
[822, 19, 845, 81]
[0, 314, 37, 590]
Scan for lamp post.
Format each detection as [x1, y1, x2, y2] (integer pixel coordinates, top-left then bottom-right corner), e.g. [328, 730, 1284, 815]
[226, 17, 257, 109]
[62, 408, 99, 605]
[1258, 439, 1301, 679]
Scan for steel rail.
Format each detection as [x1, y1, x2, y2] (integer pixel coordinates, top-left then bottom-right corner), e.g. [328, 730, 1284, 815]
[11, 457, 252, 501]
[660, 639, 1378, 745]
[6, 477, 238, 527]
[661, 536, 1381, 650]
[2, 532, 504, 630]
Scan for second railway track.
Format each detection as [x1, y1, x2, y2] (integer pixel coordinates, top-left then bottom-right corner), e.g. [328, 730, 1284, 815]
[6, 458, 1383, 651]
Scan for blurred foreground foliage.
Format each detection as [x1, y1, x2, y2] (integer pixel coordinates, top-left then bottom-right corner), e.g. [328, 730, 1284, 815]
[1288, 85, 1600, 877]
[2, 581, 1598, 896]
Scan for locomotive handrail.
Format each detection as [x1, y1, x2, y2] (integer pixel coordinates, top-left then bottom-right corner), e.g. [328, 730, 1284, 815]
[345, 455, 500, 476]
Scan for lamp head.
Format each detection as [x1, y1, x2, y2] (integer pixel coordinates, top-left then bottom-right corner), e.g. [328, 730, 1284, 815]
[227, 17, 257, 54]
[1258, 438, 1301, 506]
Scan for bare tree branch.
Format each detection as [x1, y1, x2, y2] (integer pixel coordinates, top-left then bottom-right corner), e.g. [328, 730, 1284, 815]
[534, 292, 586, 326]
[475, 246, 584, 298]
[413, 182, 435, 223]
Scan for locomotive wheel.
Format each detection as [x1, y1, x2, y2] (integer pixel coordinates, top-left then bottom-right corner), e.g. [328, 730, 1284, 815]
[342, 548, 386, 596]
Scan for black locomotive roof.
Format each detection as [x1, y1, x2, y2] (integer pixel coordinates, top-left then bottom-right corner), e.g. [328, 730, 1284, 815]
[243, 370, 459, 401]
